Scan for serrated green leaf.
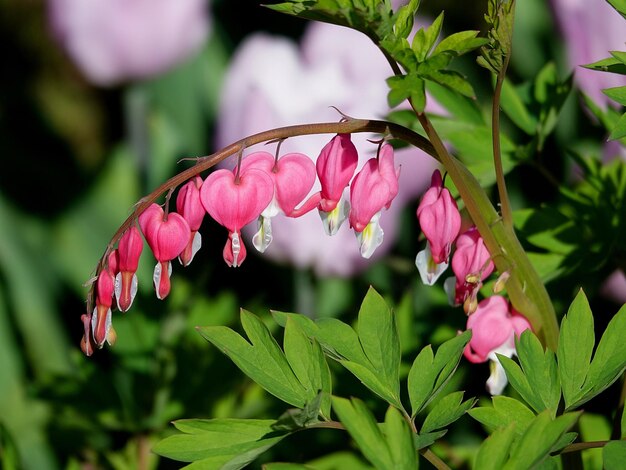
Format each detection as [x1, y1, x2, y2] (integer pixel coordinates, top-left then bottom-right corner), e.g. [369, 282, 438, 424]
[432, 30, 486, 56]
[423, 68, 475, 98]
[331, 397, 393, 470]
[474, 424, 516, 470]
[197, 313, 306, 408]
[468, 395, 535, 438]
[340, 360, 401, 407]
[579, 303, 626, 405]
[384, 407, 418, 470]
[515, 331, 560, 413]
[154, 419, 286, 465]
[357, 287, 400, 401]
[420, 391, 475, 433]
[604, 440, 626, 470]
[498, 355, 544, 413]
[558, 290, 594, 409]
[284, 319, 332, 419]
[412, 12, 444, 61]
[608, 112, 626, 140]
[408, 331, 471, 417]
[503, 411, 580, 470]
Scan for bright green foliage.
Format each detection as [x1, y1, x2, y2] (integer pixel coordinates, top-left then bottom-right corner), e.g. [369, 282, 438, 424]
[273, 287, 402, 408]
[469, 395, 535, 439]
[498, 330, 560, 414]
[197, 310, 329, 411]
[607, 0, 626, 17]
[331, 397, 417, 470]
[153, 419, 288, 468]
[420, 391, 475, 433]
[604, 441, 626, 470]
[407, 330, 472, 417]
[474, 411, 580, 470]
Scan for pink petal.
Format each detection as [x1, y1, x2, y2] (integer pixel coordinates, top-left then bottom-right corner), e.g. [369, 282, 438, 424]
[176, 176, 206, 231]
[317, 134, 358, 210]
[274, 153, 316, 215]
[349, 158, 391, 233]
[117, 226, 143, 272]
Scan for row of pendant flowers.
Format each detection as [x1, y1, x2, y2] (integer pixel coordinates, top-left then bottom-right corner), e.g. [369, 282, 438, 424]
[82, 133, 399, 354]
[417, 170, 531, 395]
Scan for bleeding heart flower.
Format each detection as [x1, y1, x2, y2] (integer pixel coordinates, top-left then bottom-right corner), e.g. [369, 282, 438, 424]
[139, 203, 190, 299]
[91, 269, 116, 348]
[349, 143, 400, 258]
[200, 167, 274, 267]
[114, 226, 143, 311]
[176, 176, 206, 266]
[239, 151, 316, 252]
[444, 226, 494, 312]
[463, 296, 532, 395]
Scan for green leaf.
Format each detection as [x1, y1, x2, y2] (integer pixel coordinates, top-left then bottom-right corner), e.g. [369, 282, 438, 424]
[384, 407, 418, 469]
[425, 81, 485, 124]
[581, 303, 626, 403]
[604, 441, 626, 470]
[197, 311, 307, 408]
[272, 393, 324, 432]
[153, 419, 287, 466]
[420, 391, 475, 433]
[284, 319, 332, 419]
[468, 395, 535, 438]
[503, 411, 580, 470]
[582, 55, 626, 74]
[603, 87, 626, 106]
[498, 355, 544, 413]
[608, 112, 626, 141]
[393, 0, 420, 38]
[558, 290, 594, 409]
[340, 360, 401, 407]
[432, 30, 487, 56]
[411, 12, 444, 61]
[474, 424, 516, 470]
[357, 287, 401, 402]
[515, 331, 560, 413]
[331, 397, 393, 470]
[421, 69, 476, 98]
[407, 331, 471, 417]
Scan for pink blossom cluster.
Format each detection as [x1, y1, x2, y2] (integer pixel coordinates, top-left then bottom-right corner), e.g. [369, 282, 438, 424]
[415, 170, 531, 395]
[81, 134, 400, 355]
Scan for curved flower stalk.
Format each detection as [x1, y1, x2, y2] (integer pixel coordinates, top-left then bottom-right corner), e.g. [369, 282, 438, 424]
[139, 203, 190, 299]
[48, 0, 211, 86]
[215, 22, 438, 275]
[464, 296, 532, 395]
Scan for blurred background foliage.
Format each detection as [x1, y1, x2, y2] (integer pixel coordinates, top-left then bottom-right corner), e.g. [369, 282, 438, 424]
[0, 0, 624, 468]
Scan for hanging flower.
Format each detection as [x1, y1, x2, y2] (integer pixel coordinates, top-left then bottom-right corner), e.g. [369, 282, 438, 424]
[463, 296, 532, 395]
[239, 151, 316, 253]
[176, 176, 206, 266]
[349, 143, 400, 258]
[114, 226, 143, 311]
[91, 269, 116, 348]
[200, 167, 274, 267]
[415, 170, 461, 285]
[138, 203, 190, 299]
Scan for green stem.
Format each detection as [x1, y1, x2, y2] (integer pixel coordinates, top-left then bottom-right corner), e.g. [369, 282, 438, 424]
[492, 52, 514, 227]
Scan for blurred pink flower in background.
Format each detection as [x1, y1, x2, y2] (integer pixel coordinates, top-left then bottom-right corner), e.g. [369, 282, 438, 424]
[551, 0, 626, 108]
[48, 0, 211, 86]
[215, 22, 438, 276]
